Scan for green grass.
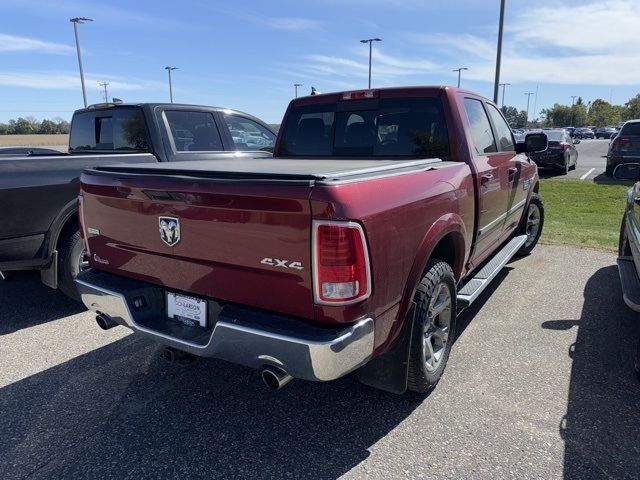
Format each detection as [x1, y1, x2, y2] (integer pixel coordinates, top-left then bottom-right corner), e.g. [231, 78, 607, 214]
[539, 179, 631, 252]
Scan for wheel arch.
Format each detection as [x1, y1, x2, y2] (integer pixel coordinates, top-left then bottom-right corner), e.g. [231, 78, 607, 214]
[44, 198, 79, 258]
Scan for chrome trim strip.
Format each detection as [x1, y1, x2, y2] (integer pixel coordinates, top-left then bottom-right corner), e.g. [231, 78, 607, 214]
[76, 277, 375, 382]
[478, 198, 527, 237]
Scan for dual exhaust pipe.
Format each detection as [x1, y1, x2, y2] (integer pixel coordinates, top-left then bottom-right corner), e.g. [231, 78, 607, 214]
[96, 313, 293, 390]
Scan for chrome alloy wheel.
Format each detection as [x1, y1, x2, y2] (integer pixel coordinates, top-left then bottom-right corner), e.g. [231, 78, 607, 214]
[78, 250, 90, 271]
[525, 203, 541, 248]
[423, 282, 452, 372]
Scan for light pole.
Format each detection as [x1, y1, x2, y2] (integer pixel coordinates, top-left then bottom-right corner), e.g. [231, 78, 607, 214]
[570, 95, 578, 126]
[499, 82, 510, 107]
[453, 67, 468, 88]
[70, 17, 93, 108]
[98, 82, 109, 103]
[493, 0, 506, 103]
[294, 83, 303, 98]
[360, 38, 382, 89]
[165, 66, 178, 103]
[524, 92, 535, 127]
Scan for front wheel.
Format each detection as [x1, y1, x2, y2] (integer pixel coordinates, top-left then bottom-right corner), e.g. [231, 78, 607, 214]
[407, 259, 457, 394]
[516, 193, 544, 256]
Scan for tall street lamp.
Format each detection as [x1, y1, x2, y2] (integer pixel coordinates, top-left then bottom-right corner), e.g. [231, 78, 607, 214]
[570, 95, 578, 126]
[70, 17, 93, 108]
[165, 66, 178, 103]
[360, 38, 382, 89]
[294, 83, 303, 98]
[499, 82, 510, 107]
[493, 0, 506, 103]
[453, 67, 468, 88]
[524, 92, 535, 127]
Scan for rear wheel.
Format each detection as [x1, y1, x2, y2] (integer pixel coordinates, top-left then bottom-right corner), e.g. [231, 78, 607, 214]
[516, 193, 544, 256]
[407, 259, 457, 394]
[58, 230, 88, 302]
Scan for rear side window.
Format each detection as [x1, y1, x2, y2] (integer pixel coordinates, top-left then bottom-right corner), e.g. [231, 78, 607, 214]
[621, 123, 640, 136]
[222, 115, 276, 151]
[164, 111, 223, 152]
[69, 108, 149, 152]
[486, 104, 514, 151]
[279, 97, 449, 158]
[463, 98, 497, 155]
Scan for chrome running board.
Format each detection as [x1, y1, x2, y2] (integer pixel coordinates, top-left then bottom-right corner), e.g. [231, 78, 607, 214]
[457, 235, 527, 308]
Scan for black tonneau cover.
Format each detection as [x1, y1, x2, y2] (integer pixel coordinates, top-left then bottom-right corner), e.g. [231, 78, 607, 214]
[86, 158, 447, 185]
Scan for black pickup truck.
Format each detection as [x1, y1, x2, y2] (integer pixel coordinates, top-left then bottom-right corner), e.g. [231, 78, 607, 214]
[0, 102, 276, 300]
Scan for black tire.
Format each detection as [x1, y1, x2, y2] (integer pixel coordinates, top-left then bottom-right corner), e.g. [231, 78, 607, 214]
[605, 165, 614, 177]
[569, 154, 577, 171]
[635, 337, 640, 383]
[58, 230, 85, 302]
[516, 193, 544, 256]
[407, 259, 457, 394]
[619, 214, 631, 256]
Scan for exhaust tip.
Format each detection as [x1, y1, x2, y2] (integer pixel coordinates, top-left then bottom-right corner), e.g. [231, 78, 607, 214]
[261, 367, 293, 390]
[96, 313, 117, 330]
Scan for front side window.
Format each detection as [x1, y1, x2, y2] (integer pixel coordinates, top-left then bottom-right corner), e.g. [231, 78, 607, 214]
[463, 98, 497, 155]
[486, 104, 514, 151]
[223, 115, 276, 151]
[279, 97, 449, 158]
[164, 110, 223, 152]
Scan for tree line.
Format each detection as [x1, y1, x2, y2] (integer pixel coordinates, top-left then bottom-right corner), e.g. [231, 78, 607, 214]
[0, 117, 71, 135]
[502, 93, 640, 129]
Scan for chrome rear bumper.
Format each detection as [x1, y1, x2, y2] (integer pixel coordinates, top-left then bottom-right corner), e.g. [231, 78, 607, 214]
[76, 270, 374, 382]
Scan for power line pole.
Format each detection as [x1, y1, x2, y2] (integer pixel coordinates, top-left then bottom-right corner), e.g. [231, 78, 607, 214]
[453, 67, 468, 88]
[70, 17, 93, 108]
[493, 0, 506, 103]
[499, 82, 510, 107]
[165, 66, 178, 103]
[570, 95, 578, 126]
[524, 92, 535, 127]
[98, 82, 109, 103]
[360, 38, 382, 89]
[294, 83, 303, 98]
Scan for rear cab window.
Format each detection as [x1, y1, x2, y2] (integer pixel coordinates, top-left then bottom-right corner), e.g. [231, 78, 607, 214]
[69, 107, 149, 152]
[222, 115, 276, 152]
[278, 96, 449, 159]
[164, 110, 223, 152]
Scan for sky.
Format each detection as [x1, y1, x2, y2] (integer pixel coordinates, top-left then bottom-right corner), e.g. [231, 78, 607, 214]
[0, 0, 639, 124]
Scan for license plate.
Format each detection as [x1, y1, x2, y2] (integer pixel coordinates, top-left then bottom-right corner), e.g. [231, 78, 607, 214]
[167, 292, 207, 328]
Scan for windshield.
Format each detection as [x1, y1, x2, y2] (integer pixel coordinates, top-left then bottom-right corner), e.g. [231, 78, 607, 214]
[279, 97, 449, 159]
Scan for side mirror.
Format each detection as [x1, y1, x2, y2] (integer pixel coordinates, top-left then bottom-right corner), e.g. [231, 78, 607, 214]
[521, 133, 547, 153]
[573, 138, 581, 145]
[613, 163, 640, 181]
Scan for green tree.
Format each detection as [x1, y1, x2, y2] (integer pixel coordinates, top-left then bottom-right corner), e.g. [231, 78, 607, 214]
[12, 117, 34, 134]
[588, 99, 620, 127]
[501, 105, 519, 126]
[623, 94, 640, 121]
[38, 119, 57, 134]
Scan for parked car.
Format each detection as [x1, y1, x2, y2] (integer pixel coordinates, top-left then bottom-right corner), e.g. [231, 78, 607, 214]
[0, 147, 63, 156]
[75, 86, 547, 394]
[613, 162, 640, 381]
[596, 127, 618, 139]
[574, 127, 595, 139]
[565, 126, 576, 138]
[0, 103, 276, 300]
[606, 120, 640, 177]
[528, 129, 578, 174]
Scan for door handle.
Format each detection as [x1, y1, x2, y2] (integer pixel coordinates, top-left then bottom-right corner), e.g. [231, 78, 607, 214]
[481, 173, 494, 186]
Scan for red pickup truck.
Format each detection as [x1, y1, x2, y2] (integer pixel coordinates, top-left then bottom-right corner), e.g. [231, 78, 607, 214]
[76, 87, 547, 394]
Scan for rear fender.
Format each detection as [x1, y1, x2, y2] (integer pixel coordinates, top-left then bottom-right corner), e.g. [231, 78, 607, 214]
[397, 213, 467, 331]
[40, 198, 78, 288]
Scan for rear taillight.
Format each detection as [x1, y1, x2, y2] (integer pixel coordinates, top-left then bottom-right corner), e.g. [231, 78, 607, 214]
[77, 194, 90, 254]
[313, 220, 371, 305]
[612, 136, 629, 149]
[549, 141, 566, 150]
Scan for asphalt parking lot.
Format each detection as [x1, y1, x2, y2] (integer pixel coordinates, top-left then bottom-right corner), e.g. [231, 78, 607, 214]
[1, 244, 639, 479]
[539, 139, 610, 181]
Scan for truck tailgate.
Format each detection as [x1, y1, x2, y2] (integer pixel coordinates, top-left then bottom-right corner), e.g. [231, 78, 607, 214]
[80, 168, 315, 320]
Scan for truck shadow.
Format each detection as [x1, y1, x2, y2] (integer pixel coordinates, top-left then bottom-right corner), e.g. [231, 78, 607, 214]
[0, 272, 85, 335]
[541, 265, 640, 479]
[0, 333, 425, 478]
